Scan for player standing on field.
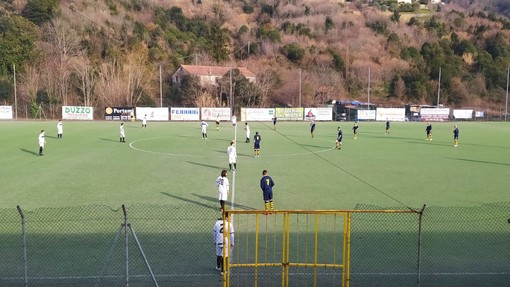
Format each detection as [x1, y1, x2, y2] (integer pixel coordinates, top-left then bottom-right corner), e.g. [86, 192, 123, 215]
[201, 120, 208, 139]
[336, 127, 343, 149]
[244, 122, 250, 143]
[119, 123, 125, 142]
[385, 119, 390, 134]
[352, 122, 359, 140]
[272, 117, 277, 130]
[310, 120, 316, 138]
[254, 131, 261, 158]
[216, 170, 229, 211]
[227, 141, 237, 171]
[453, 125, 459, 147]
[57, 120, 63, 139]
[216, 115, 220, 131]
[260, 170, 275, 213]
[426, 122, 432, 141]
[213, 214, 234, 275]
[38, 130, 46, 156]
[142, 114, 147, 128]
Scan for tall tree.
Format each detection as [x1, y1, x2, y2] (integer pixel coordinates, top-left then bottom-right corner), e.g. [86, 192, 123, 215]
[0, 15, 39, 76]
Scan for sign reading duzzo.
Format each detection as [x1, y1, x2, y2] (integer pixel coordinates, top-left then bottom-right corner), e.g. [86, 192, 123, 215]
[62, 106, 94, 120]
[170, 107, 200, 121]
[0, 106, 13, 119]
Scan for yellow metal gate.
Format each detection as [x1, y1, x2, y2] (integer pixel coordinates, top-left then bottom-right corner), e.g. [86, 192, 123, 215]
[222, 210, 351, 287]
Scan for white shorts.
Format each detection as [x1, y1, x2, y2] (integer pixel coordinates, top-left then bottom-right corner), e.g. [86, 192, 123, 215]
[228, 156, 236, 164]
[216, 245, 232, 257]
[219, 190, 228, 201]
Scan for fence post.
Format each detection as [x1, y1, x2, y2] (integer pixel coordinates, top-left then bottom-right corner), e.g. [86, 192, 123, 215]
[416, 204, 426, 287]
[122, 204, 129, 287]
[17, 205, 28, 287]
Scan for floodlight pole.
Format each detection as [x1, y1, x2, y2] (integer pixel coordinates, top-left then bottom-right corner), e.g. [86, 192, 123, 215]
[505, 66, 509, 121]
[436, 67, 441, 107]
[368, 66, 371, 108]
[159, 64, 163, 107]
[13, 64, 18, 119]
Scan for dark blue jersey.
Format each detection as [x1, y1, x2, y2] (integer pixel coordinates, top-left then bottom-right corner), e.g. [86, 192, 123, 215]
[254, 134, 261, 149]
[352, 124, 359, 133]
[426, 124, 432, 134]
[310, 123, 316, 132]
[453, 128, 459, 138]
[273, 117, 277, 125]
[386, 121, 390, 129]
[260, 175, 274, 192]
[337, 130, 343, 141]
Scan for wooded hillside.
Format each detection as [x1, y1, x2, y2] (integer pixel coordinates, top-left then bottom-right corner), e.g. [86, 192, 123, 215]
[0, 0, 509, 117]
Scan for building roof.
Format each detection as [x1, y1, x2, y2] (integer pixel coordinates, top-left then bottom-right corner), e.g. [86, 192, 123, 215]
[180, 65, 256, 78]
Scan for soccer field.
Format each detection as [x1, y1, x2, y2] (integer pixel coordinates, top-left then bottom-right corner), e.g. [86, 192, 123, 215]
[1, 120, 509, 210]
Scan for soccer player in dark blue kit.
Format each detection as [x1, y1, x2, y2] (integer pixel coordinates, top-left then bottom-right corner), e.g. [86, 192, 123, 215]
[352, 121, 359, 139]
[272, 117, 277, 130]
[385, 119, 390, 134]
[453, 125, 459, 147]
[426, 122, 432, 141]
[260, 170, 275, 213]
[310, 120, 316, 138]
[336, 127, 343, 149]
[254, 131, 261, 157]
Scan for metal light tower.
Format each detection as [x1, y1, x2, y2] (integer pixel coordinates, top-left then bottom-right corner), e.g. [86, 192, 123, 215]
[505, 67, 509, 121]
[436, 67, 442, 107]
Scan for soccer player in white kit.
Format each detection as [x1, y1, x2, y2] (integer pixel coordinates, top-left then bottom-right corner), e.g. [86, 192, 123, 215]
[38, 130, 46, 156]
[227, 141, 237, 171]
[213, 214, 234, 275]
[142, 115, 147, 128]
[120, 123, 125, 142]
[201, 120, 208, 139]
[244, 122, 250, 143]
[57, 120, 63, 139]
[216, 170, 229, 211]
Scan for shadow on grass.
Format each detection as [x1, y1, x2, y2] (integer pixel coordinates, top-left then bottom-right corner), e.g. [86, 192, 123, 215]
[406, 140, 452, 147]
[160, 192, 217, 210]
[191, 193, 256, 211]
[98, 138, 121, 142]
[45, 135, 58, 139]
[443, 157, 510, 166]
[20, 148, 39, 156]
[186, 161, 225, 170]
[177, 135, 231, 143]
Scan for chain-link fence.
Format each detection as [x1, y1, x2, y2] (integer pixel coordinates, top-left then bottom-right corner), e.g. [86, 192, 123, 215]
[1, 203, 509, 287]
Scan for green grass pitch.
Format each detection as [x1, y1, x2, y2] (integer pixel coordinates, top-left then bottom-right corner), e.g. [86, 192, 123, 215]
[0, 120, 509, 210]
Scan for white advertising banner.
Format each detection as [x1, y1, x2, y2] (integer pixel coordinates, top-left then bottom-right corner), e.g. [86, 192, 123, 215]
[135, 107, 169, 121]
[62, 106, 94, 120]
[475, 111, 484, 118]
[170, 107, 200, 121]
[275, 108, 304, 121]
[304, 108, 332, 121]
[201, 108, 231, 121]
[357, 110, 376, 120]
[0, 106, 13, 119]
[420, 108, 450, 121]
[0, 106, 12, 120]
[241, 108, 275, 121]
[453, 109, 473, 119]
[376, 108, 406, 121]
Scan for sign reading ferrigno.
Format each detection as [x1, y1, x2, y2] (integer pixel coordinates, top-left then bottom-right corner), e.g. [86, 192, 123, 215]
[62, 106, 94, 120]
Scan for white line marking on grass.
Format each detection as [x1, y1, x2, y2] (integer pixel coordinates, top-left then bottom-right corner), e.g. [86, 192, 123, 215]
[129, 137, 335, 158]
